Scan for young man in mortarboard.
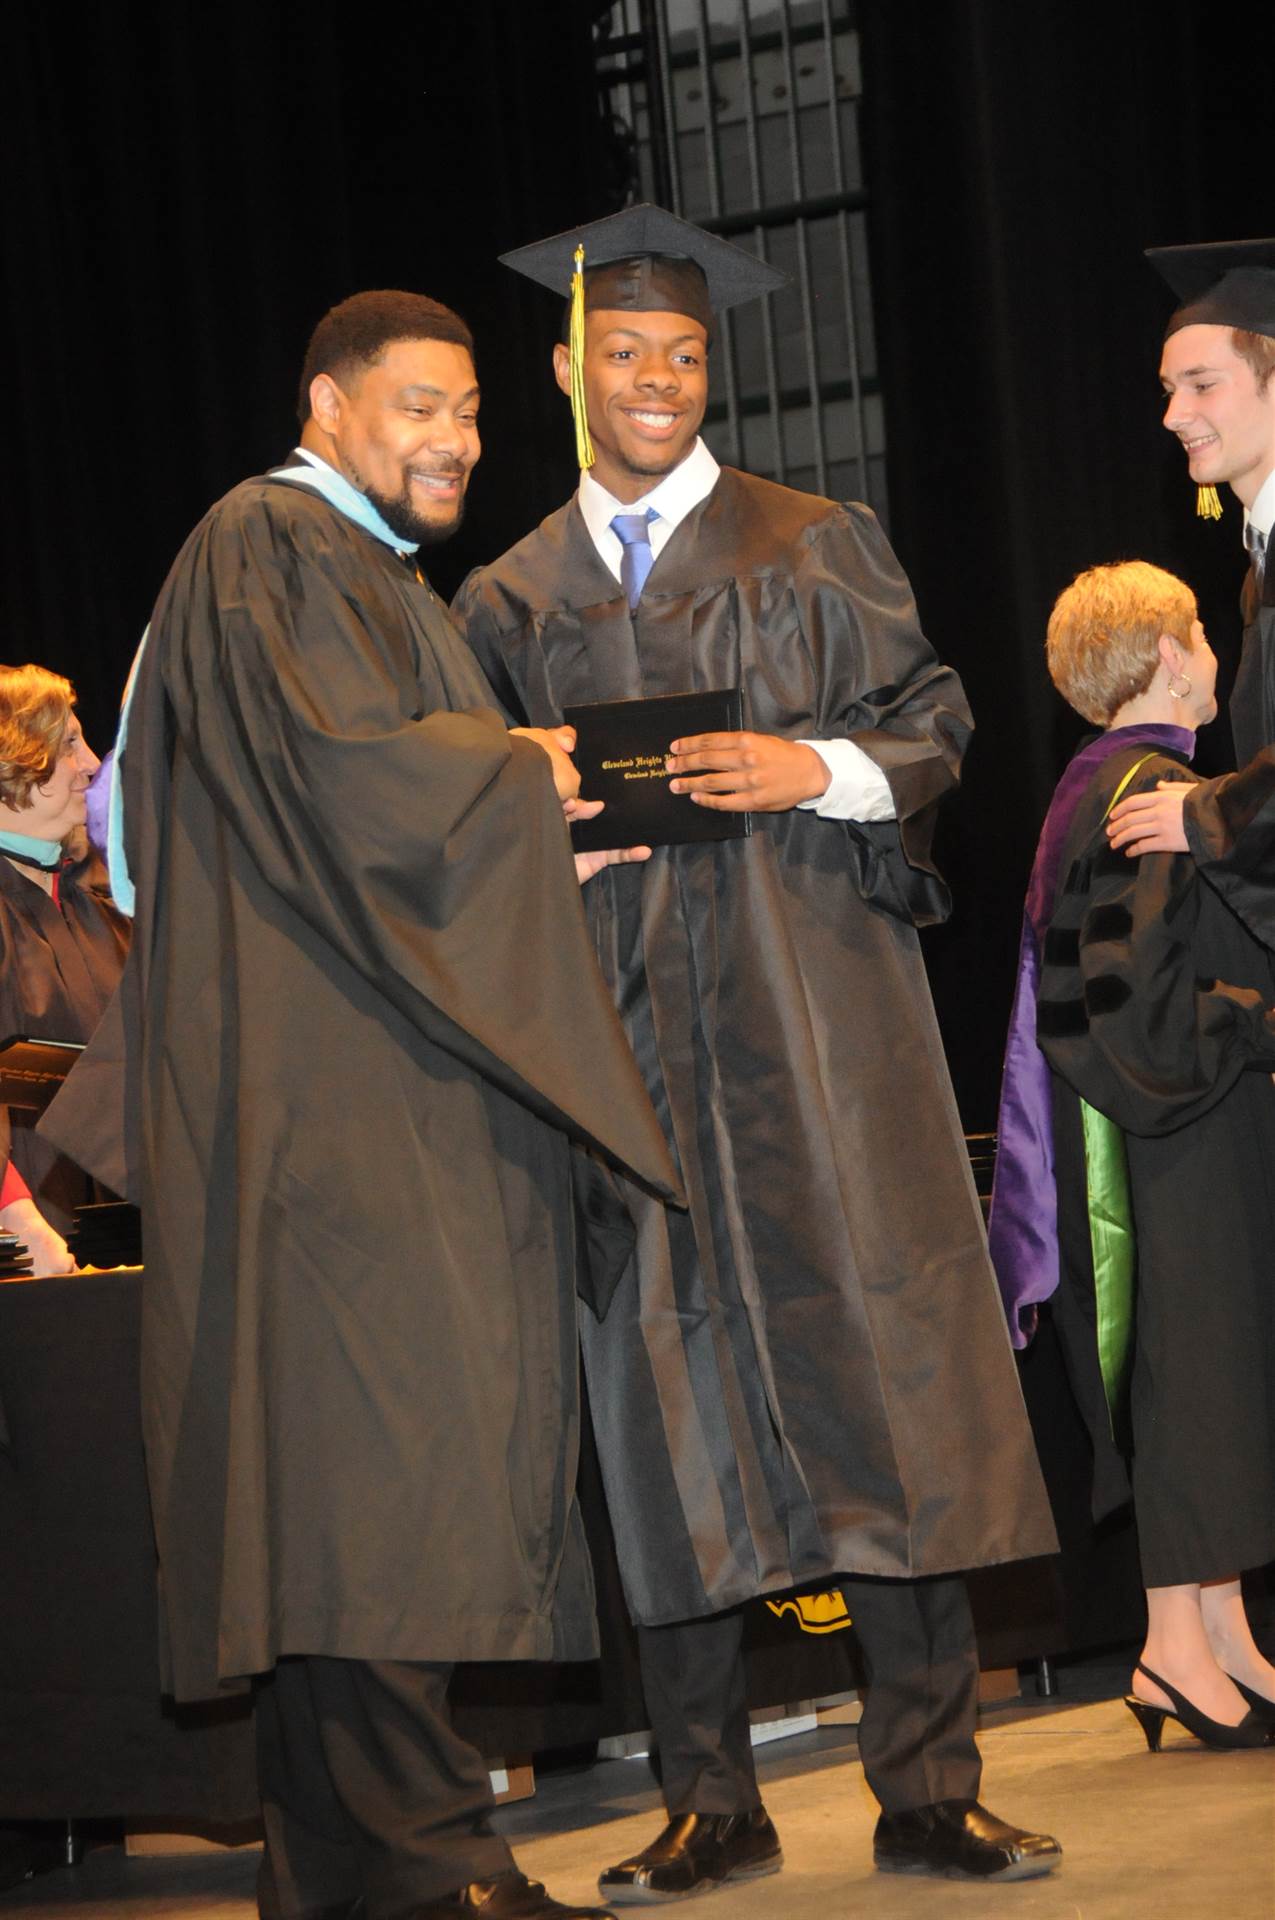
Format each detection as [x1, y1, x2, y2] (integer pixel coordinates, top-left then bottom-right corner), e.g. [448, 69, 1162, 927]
[456, 206, 1062, 1896]
[1107, 242, 1275, 908]
[41, 288, 682, 1920]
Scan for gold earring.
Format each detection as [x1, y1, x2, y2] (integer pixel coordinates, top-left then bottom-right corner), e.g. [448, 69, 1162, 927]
[1167, 671, 1192, 700]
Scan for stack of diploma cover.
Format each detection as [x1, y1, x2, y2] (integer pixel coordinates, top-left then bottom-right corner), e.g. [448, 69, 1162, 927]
[0, 1234, 33, 1281]
[0, 1037, 77, 1278]
[565, 688, 752, 854]
[67, 1202, 143, 1271]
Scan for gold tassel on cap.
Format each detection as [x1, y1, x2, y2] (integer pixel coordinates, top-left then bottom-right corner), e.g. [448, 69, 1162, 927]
[1196, 485, 1223, 520]
[569, 243, 595, 471]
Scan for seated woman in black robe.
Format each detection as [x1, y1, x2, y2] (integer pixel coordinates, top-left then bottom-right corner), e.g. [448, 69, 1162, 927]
[0, 665, 129, 1276]
[990, 561, 1275, 1751]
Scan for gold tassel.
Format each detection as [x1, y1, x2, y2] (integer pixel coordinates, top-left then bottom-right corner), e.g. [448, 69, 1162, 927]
[569, 243, 595, 471]
[1196, 485, 1223, 521]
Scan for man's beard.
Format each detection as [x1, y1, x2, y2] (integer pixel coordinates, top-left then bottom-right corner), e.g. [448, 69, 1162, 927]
[362, 474, 466, 548]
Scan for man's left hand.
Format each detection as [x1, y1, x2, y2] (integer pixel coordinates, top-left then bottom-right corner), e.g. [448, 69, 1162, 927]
[565, 797, 652, 883]
[575, 845, 652, 883]
[667, 732, 829, 812]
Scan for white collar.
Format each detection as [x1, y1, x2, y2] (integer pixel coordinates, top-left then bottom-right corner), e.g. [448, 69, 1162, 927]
[577, 438, 720, 548]
[1245, 466, 1275, 544]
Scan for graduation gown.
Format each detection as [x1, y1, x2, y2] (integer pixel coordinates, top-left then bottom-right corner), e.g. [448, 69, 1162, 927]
[1182, 743, 1275, 943]
[1225, 551, 1275, 767]
[1036, 743, 1275, 1586]
[1181, 553, 1275, 904]
[0, 851, 128, 1231]
[42, 473, 680, 1702]
[455, 468, 1056, 1627]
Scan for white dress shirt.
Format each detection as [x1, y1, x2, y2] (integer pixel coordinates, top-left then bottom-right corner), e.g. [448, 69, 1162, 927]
[576, 442, 895, 823]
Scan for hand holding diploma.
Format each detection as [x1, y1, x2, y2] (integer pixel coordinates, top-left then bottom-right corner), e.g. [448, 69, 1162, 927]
[513, 728, 652, 879]
[666, 731, 830, 813]
[511, 724, 582, 803]
[568, 798, 652, 884]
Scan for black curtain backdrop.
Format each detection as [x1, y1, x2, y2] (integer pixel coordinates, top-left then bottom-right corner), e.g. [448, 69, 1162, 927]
[1, 0, 615, 739]
[3, 0, 1273, 1123]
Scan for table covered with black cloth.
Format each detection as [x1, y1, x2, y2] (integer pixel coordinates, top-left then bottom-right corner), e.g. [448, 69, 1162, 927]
[0, 1269, 1161, 1822]
[0, 1271, 255, 1822]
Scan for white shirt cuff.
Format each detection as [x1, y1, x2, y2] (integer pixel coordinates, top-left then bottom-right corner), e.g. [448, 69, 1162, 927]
[796, 739, 897, 820]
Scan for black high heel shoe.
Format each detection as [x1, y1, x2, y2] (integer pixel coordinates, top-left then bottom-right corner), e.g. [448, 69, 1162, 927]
[1124, 1664, 1273, 1752]
[1228, 1675, 1275, 1725]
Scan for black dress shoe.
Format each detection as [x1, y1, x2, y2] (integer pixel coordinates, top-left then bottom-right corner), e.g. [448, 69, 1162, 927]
[1125, 1663, 1273, 1751]
[599, 1809, 782, 1904]
[415, 1872, 616, 1917]
[874, 1799, 1061, 1881]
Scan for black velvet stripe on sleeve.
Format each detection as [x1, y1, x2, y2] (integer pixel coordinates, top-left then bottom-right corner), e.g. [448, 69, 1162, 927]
[1037, 997, 1090, 1039]
[1084, 974, 1133, 1018]
[1090, 843, 1132, 881]
[1043, 925, 1080, 967]
[1083, 902, 1134, 946]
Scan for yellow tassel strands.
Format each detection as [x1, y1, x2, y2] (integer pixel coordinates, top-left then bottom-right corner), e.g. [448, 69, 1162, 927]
[1196, 485, 1223, 520]
[569, 244, 595, 471]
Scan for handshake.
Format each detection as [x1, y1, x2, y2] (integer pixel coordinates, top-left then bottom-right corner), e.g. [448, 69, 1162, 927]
[510, 724, 651, 883]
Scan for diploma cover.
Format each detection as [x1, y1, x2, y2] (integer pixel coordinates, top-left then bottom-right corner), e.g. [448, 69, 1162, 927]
[0, 1035, 83, 1113]
[565, 688, 752, 853]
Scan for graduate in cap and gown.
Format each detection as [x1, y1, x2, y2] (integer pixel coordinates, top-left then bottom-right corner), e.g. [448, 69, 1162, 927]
[455, 206, 1061, 1895]
[40, 288, 681, 1920]
[1107, 242, 1275, 927]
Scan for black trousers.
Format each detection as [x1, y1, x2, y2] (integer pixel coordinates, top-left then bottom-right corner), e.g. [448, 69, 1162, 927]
[254, 1656, 513, 1920]
[637, 1572, 982, 1818]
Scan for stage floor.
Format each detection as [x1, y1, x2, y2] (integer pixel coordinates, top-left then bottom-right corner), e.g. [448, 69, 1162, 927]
[5, 1677, 1273, 1917]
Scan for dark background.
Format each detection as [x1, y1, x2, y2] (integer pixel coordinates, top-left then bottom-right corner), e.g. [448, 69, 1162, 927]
[3, 0, 1273, 1123]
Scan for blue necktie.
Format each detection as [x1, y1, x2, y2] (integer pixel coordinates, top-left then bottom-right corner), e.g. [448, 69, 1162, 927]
[611, 510, 658, 611]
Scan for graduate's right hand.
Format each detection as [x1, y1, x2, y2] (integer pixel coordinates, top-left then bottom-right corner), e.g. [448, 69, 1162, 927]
[511, 725, 581, 803]
[1106, 779, 1193, 855]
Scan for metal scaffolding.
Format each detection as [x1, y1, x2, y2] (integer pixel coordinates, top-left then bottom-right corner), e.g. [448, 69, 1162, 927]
[593, 0, 885, 515]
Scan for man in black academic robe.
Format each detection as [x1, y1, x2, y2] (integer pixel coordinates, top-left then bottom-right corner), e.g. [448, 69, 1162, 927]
[44, 291, 679, 1920]
[456, 207, 1061, 1896]
[1108, 242, 1275, 875]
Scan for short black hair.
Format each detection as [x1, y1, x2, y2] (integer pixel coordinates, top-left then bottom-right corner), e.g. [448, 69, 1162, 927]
[297, 290, 475, 426]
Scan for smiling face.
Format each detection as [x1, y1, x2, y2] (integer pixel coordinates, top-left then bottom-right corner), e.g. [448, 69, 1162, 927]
[304, 337, 480, 545]
[1160, 324, 1275, 510]
[5, 711, 100, 842]
[554, 308, 709, 501]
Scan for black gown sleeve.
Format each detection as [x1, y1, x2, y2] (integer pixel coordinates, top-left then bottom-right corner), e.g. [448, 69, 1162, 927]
[794, 505, 972, 926]
[1184, 748, 1275, 949]
[1038, 817, 1275, 1137]
[453, 566, 531, 725]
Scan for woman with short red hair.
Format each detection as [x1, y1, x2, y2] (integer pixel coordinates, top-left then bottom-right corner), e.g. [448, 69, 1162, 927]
[0, 665, 129, 1275]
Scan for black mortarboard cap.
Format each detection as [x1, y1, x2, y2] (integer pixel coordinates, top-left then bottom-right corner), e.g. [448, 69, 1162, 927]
[499, 203, 788, 331]
[1146, 238, 1275, 341]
